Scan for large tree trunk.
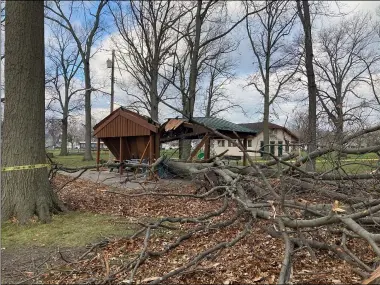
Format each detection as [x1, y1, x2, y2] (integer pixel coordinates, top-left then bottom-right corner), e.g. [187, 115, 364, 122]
[297, 0, 317, 171]
[206, 85, 213, 117]
[60, 116, 68, 156]
[163, 160, 276, 179]
[179, 139, 192, 160]
[2, 1, 64, 223]
[335, 90, 344, 145]
[179, 1, 202, 161]
[263, 23, 271, 160]
[150, 65, 159, 122]
[59, 98, 69, 156]
[263, 87, 270, 160]
[83, 61, 93, 161]
[187, 0, 202, 118]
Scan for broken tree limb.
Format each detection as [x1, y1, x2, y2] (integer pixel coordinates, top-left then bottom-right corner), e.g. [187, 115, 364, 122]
[277, 218, 293, 284]
[187, 134, 209, 162]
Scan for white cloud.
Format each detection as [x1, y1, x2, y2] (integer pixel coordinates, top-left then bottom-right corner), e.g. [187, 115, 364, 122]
[85, 0, 380, 127]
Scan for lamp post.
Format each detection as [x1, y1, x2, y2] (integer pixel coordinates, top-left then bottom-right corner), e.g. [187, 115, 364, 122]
[106, 50, 115, 163]
[106, 49, 115, 114]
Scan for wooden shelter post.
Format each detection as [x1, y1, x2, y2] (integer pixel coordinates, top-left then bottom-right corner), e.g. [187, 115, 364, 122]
[149, 132, 154, 164]
[119, 137, 124, 175]
[243, 138, 248, 166]
[96, 138, 100, 171]
[155, 133, 160, 161]
[204, 135, 211, 160]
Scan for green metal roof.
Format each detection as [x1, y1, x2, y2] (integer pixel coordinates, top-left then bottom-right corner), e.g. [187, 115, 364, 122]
[190, 117, 257, 134]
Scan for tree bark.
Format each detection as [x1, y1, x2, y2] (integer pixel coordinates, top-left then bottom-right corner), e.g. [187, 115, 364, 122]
[263, 9, 271, 160]
[150, 61, 159, 122]
[179, 139, 192, 161]
[59, 96, 69, 156]
[2, 1, 64, 223]
[83, 59, 93, 161]
[179, 0, 202, 161]
[60, 116, 68, 156]
[297, 0, 317, 171]
[335, 89, 344, 145]
[263, 89, 270, 160]
[187, 0, 202, 118]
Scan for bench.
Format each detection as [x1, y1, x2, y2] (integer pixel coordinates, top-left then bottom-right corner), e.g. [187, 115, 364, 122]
[223, 155, 242, 165]
[109, 159, 149, 173]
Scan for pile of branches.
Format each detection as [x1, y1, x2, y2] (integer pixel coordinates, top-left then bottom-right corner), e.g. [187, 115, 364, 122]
[50, 124, 380, 284]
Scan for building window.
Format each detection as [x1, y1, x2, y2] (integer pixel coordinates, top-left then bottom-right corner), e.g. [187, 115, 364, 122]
[291, 141, 297, 150]
[270, 141, 275, 155]
[248, 139, 252, 147]
[285, 140, 289, 152]
[218, 140, 225, 147]
[228, 140, 237, 147]
[260, 141, 264, 157]
[278, 141, 283, 157]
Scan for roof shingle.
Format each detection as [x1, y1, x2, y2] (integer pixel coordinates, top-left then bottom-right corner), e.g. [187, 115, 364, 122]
[168, 117, 257, 134]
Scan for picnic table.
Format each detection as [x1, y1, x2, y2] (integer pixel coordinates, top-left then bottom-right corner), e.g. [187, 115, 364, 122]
[223, 155, 242, 165]
[109, 158, 149, 173]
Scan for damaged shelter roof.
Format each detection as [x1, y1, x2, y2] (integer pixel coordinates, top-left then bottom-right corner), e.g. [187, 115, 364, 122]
[164, 117, 257, 134]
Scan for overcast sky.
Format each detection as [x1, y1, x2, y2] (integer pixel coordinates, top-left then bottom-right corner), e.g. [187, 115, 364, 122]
[57, 1, 380, 127]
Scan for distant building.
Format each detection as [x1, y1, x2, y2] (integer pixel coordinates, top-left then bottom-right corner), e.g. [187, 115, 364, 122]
[213, 122, 300, 157]
[161, 141, 179, 150]
[79, 141, 108, 150]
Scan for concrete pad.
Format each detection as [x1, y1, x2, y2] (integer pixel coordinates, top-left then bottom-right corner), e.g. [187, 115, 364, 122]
[59, 169, 192, 191]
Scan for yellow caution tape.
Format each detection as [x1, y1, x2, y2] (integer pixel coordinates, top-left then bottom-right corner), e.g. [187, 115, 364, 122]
[1, 163, 50, 172]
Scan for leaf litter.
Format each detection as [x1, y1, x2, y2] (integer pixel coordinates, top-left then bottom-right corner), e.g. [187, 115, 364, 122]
[37, 174, 370, 284]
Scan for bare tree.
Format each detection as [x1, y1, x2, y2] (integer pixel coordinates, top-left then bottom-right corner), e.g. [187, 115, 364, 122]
[109, 0, 187, 122]
[45, 0, 108, 161]
[361, 7, 380, 112]
[200, 37, 241, 118]
[245, 0, 300, 159]
[288, 108, 309, 144]
[45, 22, 84, 156]
[45, 116, 62, 148]
[296, 0, 317, 171]
[67, 117, 84, 149]
[313, 12, 379, 146]
[2, 1, 64, 223]
[163, 1, 266, 159]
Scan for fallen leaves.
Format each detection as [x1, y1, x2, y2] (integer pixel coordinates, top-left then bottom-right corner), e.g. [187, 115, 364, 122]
[41, 174, 368, 284]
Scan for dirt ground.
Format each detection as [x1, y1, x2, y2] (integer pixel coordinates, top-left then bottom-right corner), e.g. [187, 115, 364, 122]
[60, 168, 160, 189]
[1, 246, 87, 283]
[1, 174, 374, 284]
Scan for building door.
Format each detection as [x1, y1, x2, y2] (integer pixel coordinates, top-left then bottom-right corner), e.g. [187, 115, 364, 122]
[270, 141, 275, 155]
[260, 141, 264, 157]
[278, 141, 283, 157]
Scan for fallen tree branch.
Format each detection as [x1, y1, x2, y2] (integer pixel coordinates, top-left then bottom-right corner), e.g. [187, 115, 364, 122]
[149, 218, 252, 285]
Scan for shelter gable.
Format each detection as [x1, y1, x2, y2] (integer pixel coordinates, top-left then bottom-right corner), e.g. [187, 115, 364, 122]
[93, 107, 158, 138]
[94, 114, 151, 138]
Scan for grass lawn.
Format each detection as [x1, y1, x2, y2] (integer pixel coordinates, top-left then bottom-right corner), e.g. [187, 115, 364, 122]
[49, 148, 180, 168]
[47, 149, 110, 168]
[160, 148, 179, 159]
[1, 211, 134, 249]
[47, 148, 378, 174]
